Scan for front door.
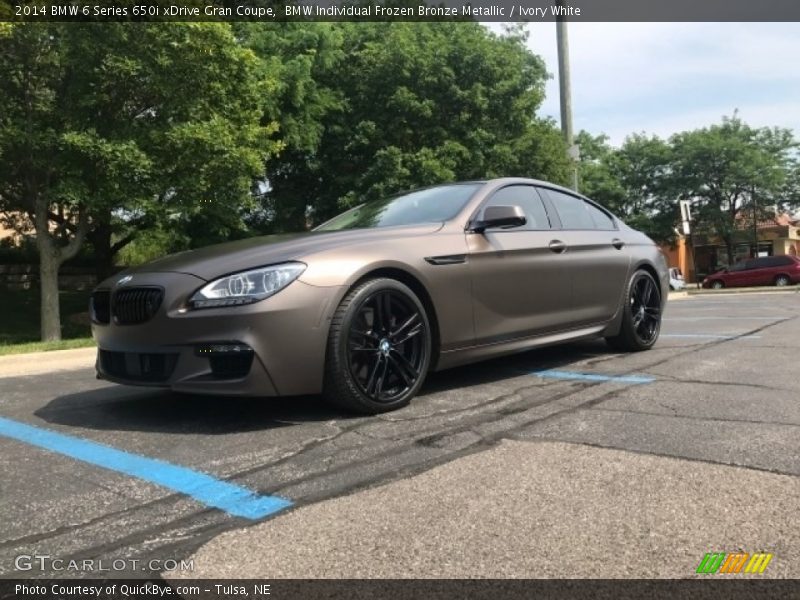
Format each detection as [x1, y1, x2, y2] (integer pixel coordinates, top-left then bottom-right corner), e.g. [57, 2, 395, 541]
[467, 185, 573, 344]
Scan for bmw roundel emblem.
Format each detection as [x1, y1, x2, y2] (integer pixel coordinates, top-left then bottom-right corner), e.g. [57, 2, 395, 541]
[116, 275, 133, 286]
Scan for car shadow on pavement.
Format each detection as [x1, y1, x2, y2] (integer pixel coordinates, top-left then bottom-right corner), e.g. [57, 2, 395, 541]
[34, 339, 611, 435]
[422, 339, 609, 395]
[34, 388, 342, 434]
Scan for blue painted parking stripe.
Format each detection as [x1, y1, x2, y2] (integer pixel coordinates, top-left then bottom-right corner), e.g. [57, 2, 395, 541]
[661, 334, 762, 339]
[0, 416, 292, 520]
[532, 370, 654, 384]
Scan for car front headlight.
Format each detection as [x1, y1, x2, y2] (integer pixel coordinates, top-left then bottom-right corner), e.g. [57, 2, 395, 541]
[190, 262, 306, 308]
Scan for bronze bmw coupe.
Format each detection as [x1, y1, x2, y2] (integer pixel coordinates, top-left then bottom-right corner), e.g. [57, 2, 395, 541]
[91, 178, 668, 413]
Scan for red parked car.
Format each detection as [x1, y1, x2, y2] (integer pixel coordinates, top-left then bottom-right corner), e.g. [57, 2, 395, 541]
[702, 255, 800, 289]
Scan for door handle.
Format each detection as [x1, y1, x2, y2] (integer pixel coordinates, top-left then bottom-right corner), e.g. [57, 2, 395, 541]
[612, 238, 626, 250]
[548, 240, 567, 254]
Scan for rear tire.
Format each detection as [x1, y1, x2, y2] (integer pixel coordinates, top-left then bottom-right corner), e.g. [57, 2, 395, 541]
[606, 270, 662, 352]
[775, 275, 790, 287]
[323, 278, 431, 414]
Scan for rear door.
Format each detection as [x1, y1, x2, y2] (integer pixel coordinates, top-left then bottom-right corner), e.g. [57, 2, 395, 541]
[467, 185, 573, 344]
[754, 256, 788, 285]
[539, 187, 631, 326]
[752, 257, 775, 285]
[773, 256, 800, 283]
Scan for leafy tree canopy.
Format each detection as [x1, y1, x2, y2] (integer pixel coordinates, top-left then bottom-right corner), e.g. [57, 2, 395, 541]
[577, 115, 797, 250]
[0, 22, 279, 339]
[259, 22, 569, 232]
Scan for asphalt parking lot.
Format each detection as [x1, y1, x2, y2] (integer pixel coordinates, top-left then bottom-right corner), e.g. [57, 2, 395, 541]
[1, 291, 799, 578]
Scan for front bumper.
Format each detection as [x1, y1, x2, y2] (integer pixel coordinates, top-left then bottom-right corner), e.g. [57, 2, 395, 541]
[92, 272, 344, 396]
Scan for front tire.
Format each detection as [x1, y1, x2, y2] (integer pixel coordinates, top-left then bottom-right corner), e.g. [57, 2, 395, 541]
[323, 278, 432, 414]
[711, 280, 724, 289]
[606, 270, 662, 352]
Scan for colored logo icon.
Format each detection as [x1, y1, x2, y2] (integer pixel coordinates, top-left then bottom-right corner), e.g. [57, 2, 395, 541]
[696, 552, 773, 574]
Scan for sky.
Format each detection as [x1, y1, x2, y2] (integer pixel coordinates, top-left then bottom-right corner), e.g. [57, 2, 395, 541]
[512, 22, 800, 147]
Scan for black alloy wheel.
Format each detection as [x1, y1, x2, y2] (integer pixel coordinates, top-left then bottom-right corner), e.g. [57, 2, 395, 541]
[606, 270, 662, 352]
[629, 272, 662, 345]
[324, 278, 431, 413]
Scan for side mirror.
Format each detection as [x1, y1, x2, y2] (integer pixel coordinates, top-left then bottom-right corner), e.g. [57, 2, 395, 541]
[471, 205, 527, 233]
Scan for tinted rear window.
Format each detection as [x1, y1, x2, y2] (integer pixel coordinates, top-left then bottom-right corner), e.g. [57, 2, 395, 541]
[759, 256, 794, 268]
[543, 188, 616, 230]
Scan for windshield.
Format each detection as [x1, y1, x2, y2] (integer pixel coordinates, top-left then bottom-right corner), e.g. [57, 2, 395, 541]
[314, 184, 482, 231]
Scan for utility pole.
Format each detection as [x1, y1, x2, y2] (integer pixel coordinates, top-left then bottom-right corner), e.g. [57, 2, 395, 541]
[752, 184, 759, 258]
[556, 5, 579, 192]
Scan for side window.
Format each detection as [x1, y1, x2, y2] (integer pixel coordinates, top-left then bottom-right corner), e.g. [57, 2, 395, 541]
[544, 188, 616, 230]
[729, 261, 748, 272]
[481, 185, 551, 231]
[763, 256, 792, 267]
[758, 257, 775, 268]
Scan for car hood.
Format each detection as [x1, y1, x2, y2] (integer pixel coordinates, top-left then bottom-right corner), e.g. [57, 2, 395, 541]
[121, 223, 444, 281]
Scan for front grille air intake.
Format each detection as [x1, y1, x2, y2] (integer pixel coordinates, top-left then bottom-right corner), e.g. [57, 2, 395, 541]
[99, 350, 177, 382]
[90, 290, 111, 324]
[112, 287, 164, 325]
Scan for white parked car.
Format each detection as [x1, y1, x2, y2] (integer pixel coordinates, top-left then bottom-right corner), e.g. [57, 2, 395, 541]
[669, 268, 686, 291]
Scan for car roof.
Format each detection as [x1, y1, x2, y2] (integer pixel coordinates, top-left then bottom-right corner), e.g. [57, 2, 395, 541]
[481, 177, 596, 201]
[450, 178, 587, 196]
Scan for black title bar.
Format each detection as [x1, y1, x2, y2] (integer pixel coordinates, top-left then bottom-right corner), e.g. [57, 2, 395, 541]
[3, 0, 800, 22]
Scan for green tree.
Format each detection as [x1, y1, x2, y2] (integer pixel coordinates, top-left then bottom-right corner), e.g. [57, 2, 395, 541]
[576, 130, 674, 242]
[261, 22, 569, 230]
[615, 133, 674, 241]
[669, 115, 796, 263]
[237, 22, 346, 233]
[0, 23, 278, 340]
[575, 131, 626, 212]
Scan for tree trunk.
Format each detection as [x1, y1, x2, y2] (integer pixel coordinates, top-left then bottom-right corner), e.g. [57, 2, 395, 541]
[33, 198, 90, 342]
[38, 244, 63, 342]
[724, 237, 735, 267]
[88, 217, 114, 281]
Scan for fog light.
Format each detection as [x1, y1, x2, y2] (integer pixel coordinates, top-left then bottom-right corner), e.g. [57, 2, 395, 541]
[195, 343, 255, 379]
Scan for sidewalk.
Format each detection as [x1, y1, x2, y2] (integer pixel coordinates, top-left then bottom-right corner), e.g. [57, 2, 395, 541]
[171, 440, 799, 579]
[686, 286, 800, 296]
[0, 347, 96, 378]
